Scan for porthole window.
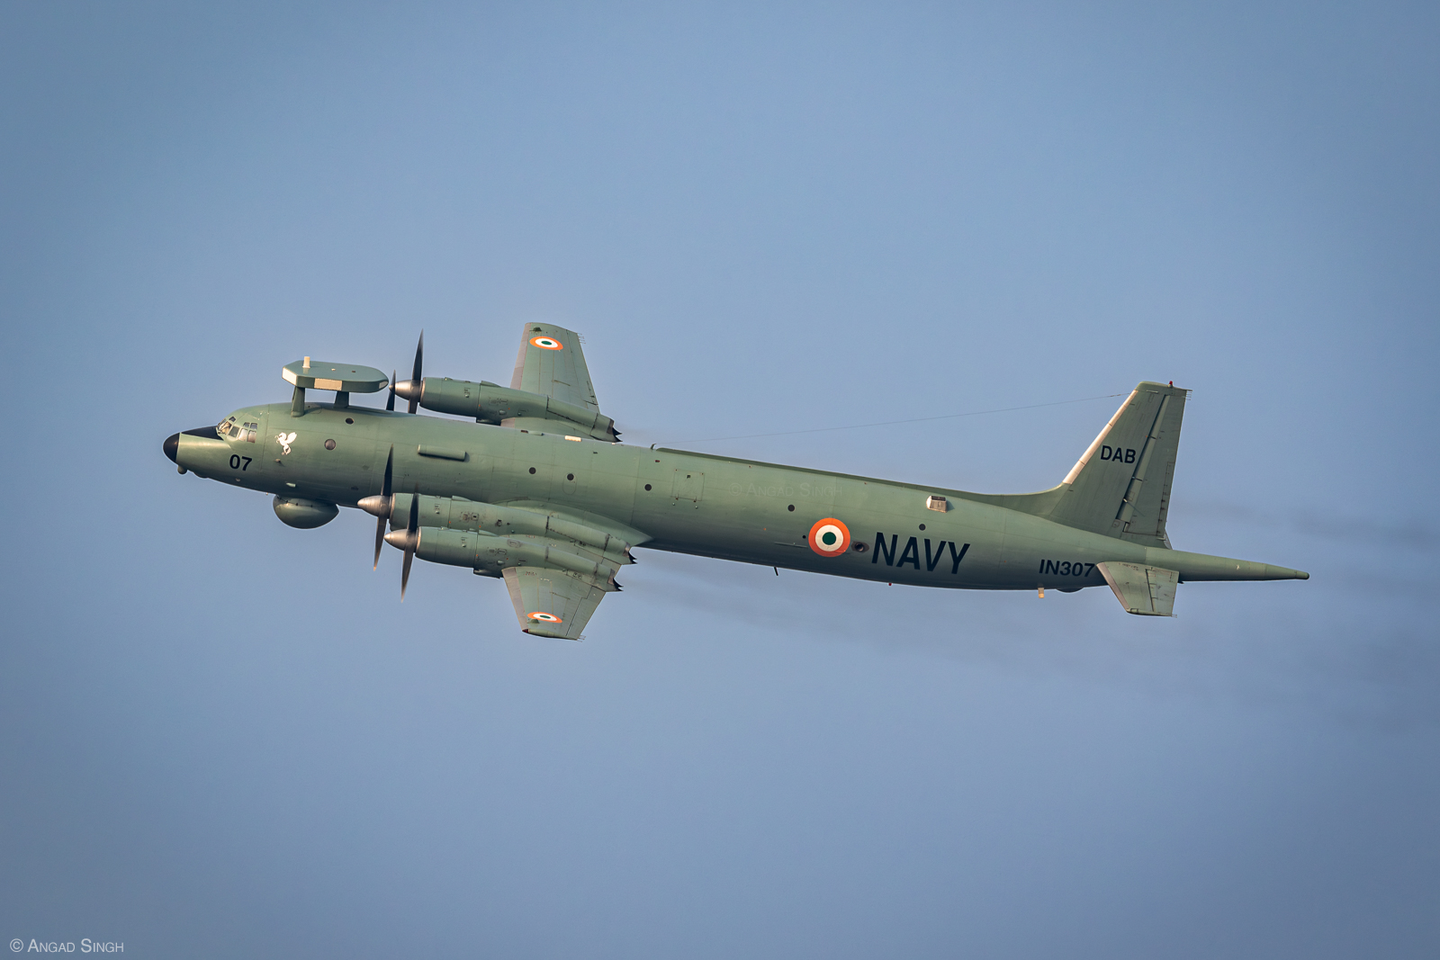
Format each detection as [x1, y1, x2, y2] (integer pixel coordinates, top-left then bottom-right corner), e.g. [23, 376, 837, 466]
[787, 504, 795, 511]
[567, 473, 575, 481]
[324, 439, 336, 450]
[918, 523, 926, 531]
[644, 484, 652, 491]
[345, 418, 354, 424]
[529, 467, 536, 474]
[853, 543, 869, 553]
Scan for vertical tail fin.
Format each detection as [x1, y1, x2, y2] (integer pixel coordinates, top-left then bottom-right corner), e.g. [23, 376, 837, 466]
[1047, 382, 1188, 546]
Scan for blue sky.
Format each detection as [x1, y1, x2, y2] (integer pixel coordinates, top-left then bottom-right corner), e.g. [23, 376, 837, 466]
[2, 3, 1436, 957]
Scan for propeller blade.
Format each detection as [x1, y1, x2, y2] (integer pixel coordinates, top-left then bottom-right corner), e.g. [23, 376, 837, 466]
[372, 446, 394, 569]
[386, 370, 397, 411]
[408, 331, 424, 414]
[400, 486, 420, 599]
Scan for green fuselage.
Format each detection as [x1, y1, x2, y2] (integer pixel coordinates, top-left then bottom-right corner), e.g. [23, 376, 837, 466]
[173, 400, 1302, 591]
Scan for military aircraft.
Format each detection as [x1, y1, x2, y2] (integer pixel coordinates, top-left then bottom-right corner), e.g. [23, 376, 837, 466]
[163, 324, 1307, 639]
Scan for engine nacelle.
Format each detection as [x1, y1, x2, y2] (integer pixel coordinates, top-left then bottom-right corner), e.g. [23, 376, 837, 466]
[386, 493, 634, 562]
[408, 527, 620, 589]
[407, 378, 619, 442]
[273, 495, 338, 528]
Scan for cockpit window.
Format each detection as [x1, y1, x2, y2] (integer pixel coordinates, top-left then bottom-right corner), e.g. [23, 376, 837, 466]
[216, 416, 258, 442]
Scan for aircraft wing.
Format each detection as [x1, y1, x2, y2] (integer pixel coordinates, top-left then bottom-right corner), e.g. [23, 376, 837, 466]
[510, 323, 601, 414]
[502, 565, 608, 640]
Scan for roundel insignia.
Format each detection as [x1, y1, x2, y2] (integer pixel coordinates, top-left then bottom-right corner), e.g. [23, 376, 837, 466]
[530, 336, 564, 350]
[528, 611, 563, 623]
[807, 518, 851, 557]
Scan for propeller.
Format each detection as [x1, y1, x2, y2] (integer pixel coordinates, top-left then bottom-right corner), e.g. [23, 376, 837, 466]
[400, 487, 419, 599]
[377, 486, 421, 599]
[408, 332, 423, 413]
[372, 446, 394, 568]
[386, 369, 397, 412]
[364, 460, 421, 599]
[390, 331, 425, 413]
[357, 445, 395, 568]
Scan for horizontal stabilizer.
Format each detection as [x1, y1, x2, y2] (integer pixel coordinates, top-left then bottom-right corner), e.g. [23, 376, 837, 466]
[1097, 561, 1178, 616]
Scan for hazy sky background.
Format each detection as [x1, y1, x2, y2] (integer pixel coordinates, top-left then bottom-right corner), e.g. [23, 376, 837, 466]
[2, 2, 1437, 957]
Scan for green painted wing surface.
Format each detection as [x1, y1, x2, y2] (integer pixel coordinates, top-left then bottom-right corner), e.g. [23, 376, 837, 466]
[502, 565, 608, 640]
[510, 323, 601, 413]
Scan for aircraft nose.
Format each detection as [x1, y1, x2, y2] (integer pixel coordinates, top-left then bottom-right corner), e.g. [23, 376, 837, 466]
[163, 432, 180, 463]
